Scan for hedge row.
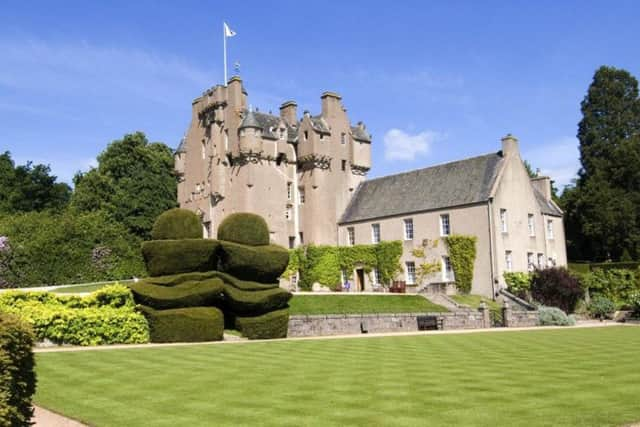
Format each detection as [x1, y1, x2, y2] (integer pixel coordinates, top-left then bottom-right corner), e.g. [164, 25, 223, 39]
[129, 277, 224, 310]
[235, 308, 290, 340]
[217, 241, 289, 283]
[141, 239, 220, 277]
[0, 313, 36, 427]
[139, 305, 224, 343]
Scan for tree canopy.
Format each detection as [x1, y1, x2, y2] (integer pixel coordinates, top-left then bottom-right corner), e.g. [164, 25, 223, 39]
[71, 132, 178, 239]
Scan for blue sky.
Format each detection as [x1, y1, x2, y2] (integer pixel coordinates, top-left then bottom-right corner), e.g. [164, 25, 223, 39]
[1, 1, 639, 190]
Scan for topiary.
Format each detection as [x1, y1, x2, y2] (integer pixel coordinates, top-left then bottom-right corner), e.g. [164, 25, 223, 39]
[130, 277, 224, 310]
[218, 241, 289, 283]
[151, 208, 202, 240]
[217, 213, 270, 246]
[141, 239, 219, 277]
[235, 308, 289, 339]
[139, 306, 224, 343]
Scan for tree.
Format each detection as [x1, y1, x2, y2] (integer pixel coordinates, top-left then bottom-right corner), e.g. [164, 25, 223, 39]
[0, 152, 71, 213]
[562, 66, 640, 261]
[70, 132, 178, 239]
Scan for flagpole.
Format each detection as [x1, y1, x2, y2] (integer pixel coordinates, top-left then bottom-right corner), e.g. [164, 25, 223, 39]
[223, 22, 228, 85]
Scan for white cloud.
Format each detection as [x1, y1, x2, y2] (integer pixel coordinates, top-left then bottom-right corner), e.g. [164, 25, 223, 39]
[523, 136, 580, 189]
[383, 129, 442, 161]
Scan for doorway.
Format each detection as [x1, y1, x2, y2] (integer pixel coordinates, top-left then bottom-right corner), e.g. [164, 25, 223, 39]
[356, 269, 365, 292]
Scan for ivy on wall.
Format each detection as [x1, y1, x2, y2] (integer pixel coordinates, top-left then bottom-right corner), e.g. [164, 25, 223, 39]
[281, 241, 403, 291]
[444, 235, 477, 294]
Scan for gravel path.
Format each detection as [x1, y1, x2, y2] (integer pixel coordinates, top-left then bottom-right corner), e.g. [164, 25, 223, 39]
[33, 406, 87, 427]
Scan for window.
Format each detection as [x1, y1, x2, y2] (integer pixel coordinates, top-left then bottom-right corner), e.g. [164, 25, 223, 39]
[299, 232, 304, 244]
[373, 268, 381, 285]
[341, 133, 346, 144]
[224, 131, 229, 151]
[320, 134, 324, 141]
[288, 236, 295, 249]
[347, 227, 355, 246]
[371, 223, 381, 243]
[538, 253, 545, 269]
[440, 214, 450, 236]
[341, 160, 347, 171]
[528, 214, 535, 236]
[287, 182, 292, 201]
[291, 274, 298, 289]
[442, 256, 454, 281]
[547, 219, 554, 239]
[201, 141, 206, 159]
[285, 207, 292, 220]
[500, 209, 508, 233]
[203, 222, 211, 239]
[527, 252, 535, 272]
[299, 188, 305, 205]
[279, 128, 285, 140]
[505, 250, 513, 272]
[548, 257, 556, 267]
[304, 131, 308, 141]
[404, 218, 414, 240]
[405, 261, 416, 284]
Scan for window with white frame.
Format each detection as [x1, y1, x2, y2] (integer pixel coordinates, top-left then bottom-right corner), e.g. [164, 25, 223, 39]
[440, 214, 451, 236]
[527, 252, 535, 271]
[528, 214, 535, 236]
[500, 209, 508, 233]
[548, 257, 556, 267]
[371, 223, 381, 243]
[404, 218, 414, 240]
[299, 188, 305, 204]
[505, 250, 513, 272]
[287, 182, 292, 201]
[538, 253, 545, 269]
[347, 227, 355, 246]
[405, 261, 416, 284]
[442, 256, 454, 281]
[547, 219, 554, 239]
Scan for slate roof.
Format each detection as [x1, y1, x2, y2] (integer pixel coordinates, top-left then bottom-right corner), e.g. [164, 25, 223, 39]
[351, 125, 371, 143]
[534, 188, 563, 217]
[340, 153, 504, 224]
[240, 110, 297, 142]
[176, 138, 186, 153]
[310, 115, 331, 134]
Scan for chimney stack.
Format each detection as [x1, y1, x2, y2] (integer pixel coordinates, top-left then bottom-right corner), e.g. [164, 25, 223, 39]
[321, 91, 342, 118]
[279, 101, 298, 125]
[531, 176, 552, 201]
[501, 134, 519, 158]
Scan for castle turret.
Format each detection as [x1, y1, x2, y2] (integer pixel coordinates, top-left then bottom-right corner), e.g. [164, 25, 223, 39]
[350, 121, 372, 173]
[238, 110, 263, 153]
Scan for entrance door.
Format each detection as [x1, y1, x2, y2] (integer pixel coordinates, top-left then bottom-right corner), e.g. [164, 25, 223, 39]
[356, 269, 365, 292]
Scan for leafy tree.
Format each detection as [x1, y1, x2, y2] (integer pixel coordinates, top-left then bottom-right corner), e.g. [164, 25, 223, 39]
[0, 151, 71, 213]
[562, 66, 640, 261]
[71, 132, 178, 239]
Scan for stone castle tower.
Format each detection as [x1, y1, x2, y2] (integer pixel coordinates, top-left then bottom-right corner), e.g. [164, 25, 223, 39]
[175, 77, 372, 247]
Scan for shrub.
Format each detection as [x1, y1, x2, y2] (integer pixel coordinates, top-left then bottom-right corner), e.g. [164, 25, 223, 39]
[628, 292, 640, 317]
[587, 296, 616, 320]
[130, 277, 224, 310]
[0, 286, 149, 345]
[235, 308, 289, 339]
[139, 306, 223, 343]
[151, 208, 202, 240]
[218, 241, 289, 283]
[444, 235, 477, 294]
[217, 213, 269, 246]
[141, 239, 219, 277]
[531, 267, 583, 313]
[0, 313, 36, 427]
[538, 306, 576, 326]
[504, 272, 532, 298]
[579, 268, 639, 307]
[223, 283, 292, 316]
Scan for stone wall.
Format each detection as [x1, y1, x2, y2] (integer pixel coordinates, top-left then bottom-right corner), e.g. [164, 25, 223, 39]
[288, 308, 539, 337]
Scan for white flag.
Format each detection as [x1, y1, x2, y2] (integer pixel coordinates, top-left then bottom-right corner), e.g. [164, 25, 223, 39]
[224, 22, 236, 38]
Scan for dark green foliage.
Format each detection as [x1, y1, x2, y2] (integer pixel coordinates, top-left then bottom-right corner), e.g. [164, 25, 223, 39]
[589, 261, 640, 271]
[444, 235, 477, 294]
[70, 132, 178, 239]
[218, 241, 289, 283]
[0, 210, 145, 287]
[223, 283, 292, 316]
[0, 151, 71, 214]
[151, 208, 202, 240]
[562, 66, 640, 261]
[0, 313, 36, 427]
[235, 308, 289, 339]
[531, 267, 583, 313]
[130, 278, 224, 310]
[587, 296, 616, 320]
[143, 271, 219, 287]
[141, 239, 219, 277]
[209, 271, 278, 291]
[217, 213, 270, 246]
[139, 305, 224, 343]
[579, 268, 640, 307]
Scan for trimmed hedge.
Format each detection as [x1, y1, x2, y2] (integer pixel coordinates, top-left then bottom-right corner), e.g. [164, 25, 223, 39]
[217, 213, 270, 246]
[139, 305, 224, 343]
[223, 283, 292, 316]
[130, 278, 224, 310]
[151, 208, 202, 240]
[218, 241, 289, 283]
[143, 271, 218, 287]
[141, 239, 219, 277]
[210, 271, 279, 291]
[0, 313, 36, 427]
[235, 308, 289, 339]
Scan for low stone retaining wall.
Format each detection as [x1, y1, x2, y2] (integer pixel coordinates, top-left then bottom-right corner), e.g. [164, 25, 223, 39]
[288, 308, 539, 337]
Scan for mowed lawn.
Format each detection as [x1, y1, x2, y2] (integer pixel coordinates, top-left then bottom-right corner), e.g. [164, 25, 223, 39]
[289, 294, 448, 315]
[35, 326, 640, 427]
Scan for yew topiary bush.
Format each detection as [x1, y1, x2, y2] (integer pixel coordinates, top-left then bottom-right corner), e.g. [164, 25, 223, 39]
[151, 208, 202, 240]
[235, 308, 290, 339]
[141, 239, 219, 276]
[218, 241, 289, 283]
[217, 213, 270, 246]
[129, 277, 224, 310]
[139, 306, 224, 343]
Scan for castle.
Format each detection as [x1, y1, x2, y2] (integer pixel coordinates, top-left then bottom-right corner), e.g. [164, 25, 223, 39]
[176, 77, 567, 297]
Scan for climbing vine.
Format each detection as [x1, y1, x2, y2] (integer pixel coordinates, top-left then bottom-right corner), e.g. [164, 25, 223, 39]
[281, 241, 403, 291]
[411, 239, 441, 284]
[444, 235, 477, 294]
